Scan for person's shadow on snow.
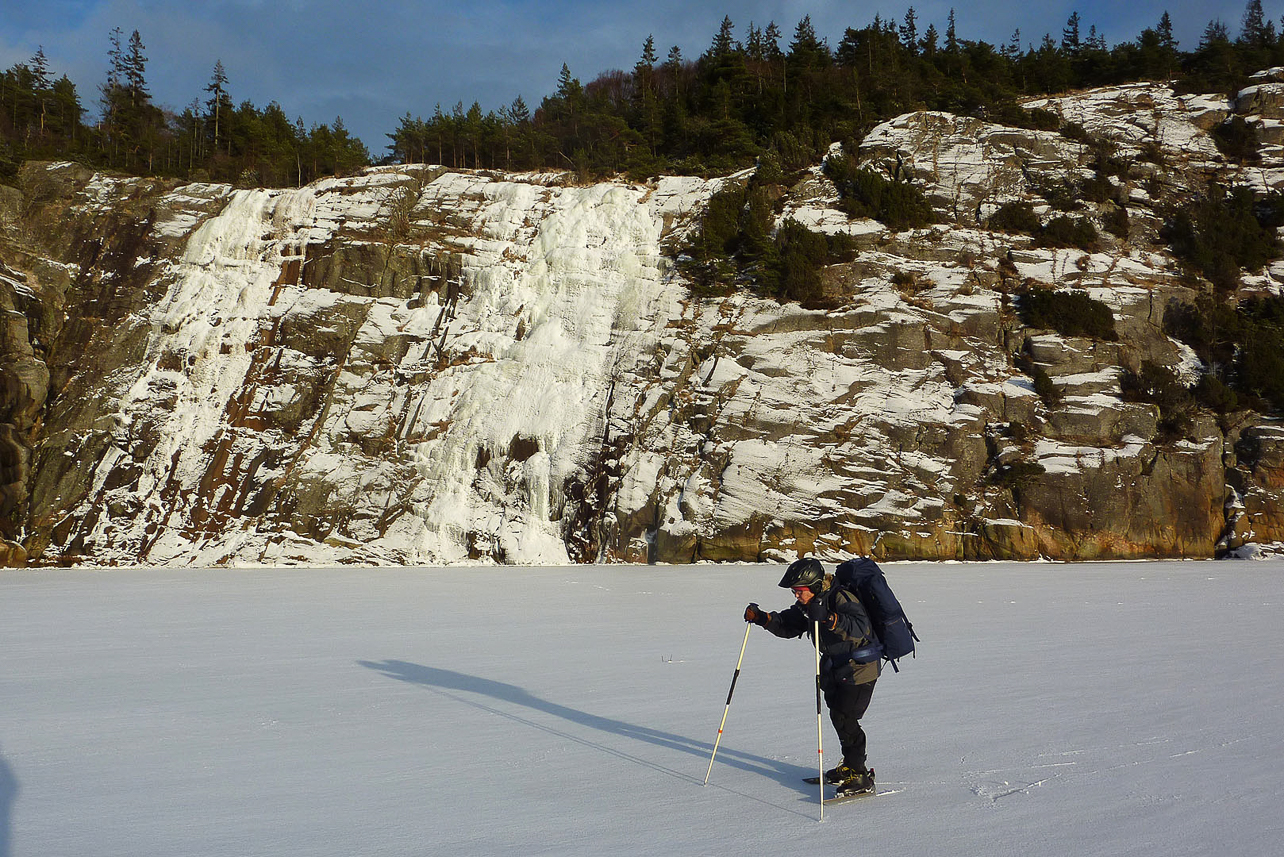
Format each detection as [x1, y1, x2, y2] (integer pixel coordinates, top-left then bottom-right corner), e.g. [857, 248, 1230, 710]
[358, 659, 809, 790]
[0, 749, 17, 857]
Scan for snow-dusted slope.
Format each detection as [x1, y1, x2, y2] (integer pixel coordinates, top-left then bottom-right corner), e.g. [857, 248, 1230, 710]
[3, 78, 1283, 567]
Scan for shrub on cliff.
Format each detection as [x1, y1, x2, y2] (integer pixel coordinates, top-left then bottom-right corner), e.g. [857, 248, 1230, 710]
[1233, 295, 1284, 413]
[681, 178, 854, 304]
[1102, 205, 1129, 239]
[1120, 361, 1196, 442]
[1163, 185, 1282, 291]
[1163, 294, 1284, 416]
[1018, 286, 1117, 340]
[988, 200, 1041, 234]
[1211, 116, 1261, 165]
[1031, 365, 1063, 407]
[823, 153, 935, 232]
[1038, 215, 1099, 251]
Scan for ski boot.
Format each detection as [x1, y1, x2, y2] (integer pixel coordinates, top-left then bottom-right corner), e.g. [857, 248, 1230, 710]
[822, 763, 861, 785]
[835, 766, 876, 796]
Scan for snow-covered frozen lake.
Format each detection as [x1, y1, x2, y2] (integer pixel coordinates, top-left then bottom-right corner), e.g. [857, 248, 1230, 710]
[2, 561, 1281, 856]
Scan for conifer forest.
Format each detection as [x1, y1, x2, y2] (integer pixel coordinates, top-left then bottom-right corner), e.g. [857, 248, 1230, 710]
[2, 4, 1283, 186]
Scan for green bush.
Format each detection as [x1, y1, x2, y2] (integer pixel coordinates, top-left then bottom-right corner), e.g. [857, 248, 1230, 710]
[823, 154, 935, 232]
[990, 459, 1046, 501]
[1193, 373, 1239, 414]
[1018, 286, 1117, 340]
[681, 177, 855, 305]
[771, 221, 828, 304]
[1031, 178, 1084, 212]
[1235, 431, 1263, 469]
[754, 152, 784, 186]
[1102, 205, 1129, 239]
[1038, 215, 1099, 251]
[1059, 122, 1092, 143]
[1081, 173, 1115, 204]
[988, 200, 1040, 234]
[687, 183, 746, 263]
[1014, 353, 1063, 407]
[1088, 140, 1130, 182]
[1163, 296, 1241, 366]
[1233, 296, 1284, 412]
[1211, 116, 1262, 165]
[1120, 361, 1195, 442]
[1254, 189, 1284, 229]
[996, 103, 1061, 131]
[1138, 140, 1168, 166]
[1031, 366, 1063, 407]
[1163, 185, 1282, 291]
[1163, 294, 1284, 416]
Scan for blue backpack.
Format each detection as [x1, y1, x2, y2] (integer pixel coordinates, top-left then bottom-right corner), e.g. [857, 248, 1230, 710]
[835, 558, 918, 671]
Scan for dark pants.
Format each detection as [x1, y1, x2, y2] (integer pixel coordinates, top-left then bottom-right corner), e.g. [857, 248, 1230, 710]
[823, 679, 876, 769]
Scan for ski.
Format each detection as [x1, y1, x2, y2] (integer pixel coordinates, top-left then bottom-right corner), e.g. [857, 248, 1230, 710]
[823, 787, 877, 805]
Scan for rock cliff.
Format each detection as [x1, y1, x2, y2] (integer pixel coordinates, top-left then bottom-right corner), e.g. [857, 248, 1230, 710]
[2, 78, 1281, 567]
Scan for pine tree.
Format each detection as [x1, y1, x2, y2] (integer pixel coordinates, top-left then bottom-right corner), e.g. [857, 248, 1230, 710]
[1201, 19, 1231, 48]
[763, 21, 784, 61]
[1157, 11, 1177, 50]
[1241, 0, 1272, 47]
[637, 35, 657, 72]
[124, 30, 147, 107]
[205, 60, 230, 154]
[116, 30, 158, 169]
[633, 37, 662, 152]
[105, 27, 123, 90]
[901, 8, 919, 55]
[664, 43, 686, 100]
[946, 9, 960, 55]
[745, 23, 764, 61]
[1062, 12, 1082, 55]
[430, 103, 446, 164]
[711, 16, 736, 60]
[921, 24, 939, 58]
[30, 47, 50, 133]
[51, 75, 82, 146]
[1003, 28, 1023, 60]
[789, 15, 828, 68]
[100, 27, 126, 159]
[509, 94, 530, 124]
[1086, 25, 1106, 52]
[1155, 12, 1179, 78]
[552, 64, 582, 147]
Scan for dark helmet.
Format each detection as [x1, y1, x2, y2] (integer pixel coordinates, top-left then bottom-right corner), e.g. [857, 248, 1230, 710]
[778, 557, 824, 592]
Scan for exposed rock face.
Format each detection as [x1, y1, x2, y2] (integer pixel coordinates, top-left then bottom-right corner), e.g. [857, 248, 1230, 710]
[0, 260, 42, 567]
[1, 79, 1281, 568]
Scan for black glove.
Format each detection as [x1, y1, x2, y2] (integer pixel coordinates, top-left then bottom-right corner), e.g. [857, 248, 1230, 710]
[744, 603, 771, 626]
[801, 595, 829, 626]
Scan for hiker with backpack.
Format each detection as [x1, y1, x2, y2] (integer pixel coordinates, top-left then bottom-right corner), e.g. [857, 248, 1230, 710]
[743, 556, 915, 796]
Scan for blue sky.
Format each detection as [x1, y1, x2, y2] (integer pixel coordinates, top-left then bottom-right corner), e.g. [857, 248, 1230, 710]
[0, 0, 1268, 154]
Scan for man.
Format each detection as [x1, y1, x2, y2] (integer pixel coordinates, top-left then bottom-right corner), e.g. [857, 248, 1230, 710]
[744, 557, 879, 794]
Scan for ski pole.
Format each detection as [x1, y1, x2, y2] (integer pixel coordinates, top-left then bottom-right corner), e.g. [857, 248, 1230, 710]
[704, 622, 752, 785]
[815, 619, 825, 821]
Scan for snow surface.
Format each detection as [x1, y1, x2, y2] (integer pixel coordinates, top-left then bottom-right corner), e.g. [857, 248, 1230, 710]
[2, 561, 1281, 856]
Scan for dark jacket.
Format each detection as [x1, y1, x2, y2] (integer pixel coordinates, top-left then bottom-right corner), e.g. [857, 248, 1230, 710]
[764, 575, 880, 686]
